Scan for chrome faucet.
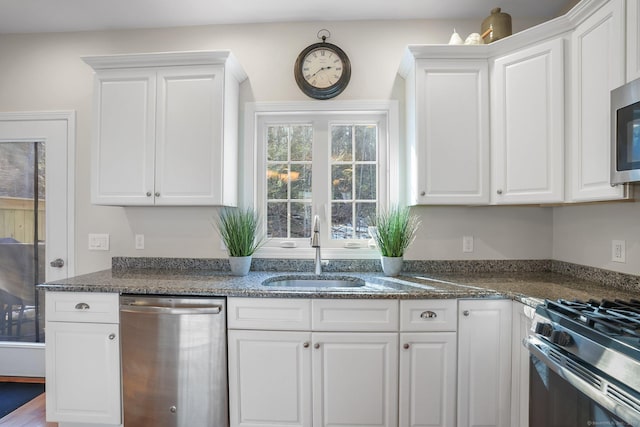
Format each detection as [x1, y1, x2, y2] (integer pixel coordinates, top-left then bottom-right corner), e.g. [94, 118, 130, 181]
[310, 215, 322, 275]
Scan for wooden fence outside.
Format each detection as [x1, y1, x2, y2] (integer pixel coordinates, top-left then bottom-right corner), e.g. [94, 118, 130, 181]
[0, 197, 45, 244]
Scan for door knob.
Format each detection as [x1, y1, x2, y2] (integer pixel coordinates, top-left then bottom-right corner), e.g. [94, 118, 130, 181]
[50, 258, 64, 268]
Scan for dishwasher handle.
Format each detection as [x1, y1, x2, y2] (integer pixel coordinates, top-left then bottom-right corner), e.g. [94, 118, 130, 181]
[120, 303, 222, 315]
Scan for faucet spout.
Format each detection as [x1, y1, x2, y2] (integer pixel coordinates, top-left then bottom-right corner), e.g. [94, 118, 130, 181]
[311, 215, 322, 275]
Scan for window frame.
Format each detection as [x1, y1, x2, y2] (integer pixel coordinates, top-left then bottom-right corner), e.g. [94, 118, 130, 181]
[243, 101, 400, 260]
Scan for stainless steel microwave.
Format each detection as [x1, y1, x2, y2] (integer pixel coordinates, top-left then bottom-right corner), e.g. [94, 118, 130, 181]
[611, 77, 640, 184]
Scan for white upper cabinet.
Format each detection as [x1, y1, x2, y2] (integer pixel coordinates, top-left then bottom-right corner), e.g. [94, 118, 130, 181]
[491, 38, 565, 204]
[568, 0, 627, 202]
[83, 51, 246, 206]
[401, 51, 490, 205]
[628, 0, 640, 82]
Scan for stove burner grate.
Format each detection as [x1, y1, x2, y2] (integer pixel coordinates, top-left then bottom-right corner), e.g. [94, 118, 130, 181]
[549, 299, 640, 340]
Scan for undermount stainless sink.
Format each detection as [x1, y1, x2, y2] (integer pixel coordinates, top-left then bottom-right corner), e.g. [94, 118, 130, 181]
[262, 275, 366, 288]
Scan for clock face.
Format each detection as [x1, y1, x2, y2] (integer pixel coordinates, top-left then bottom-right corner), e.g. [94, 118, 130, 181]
[294, 42, 351, 100]
[302, 47, 345, 89]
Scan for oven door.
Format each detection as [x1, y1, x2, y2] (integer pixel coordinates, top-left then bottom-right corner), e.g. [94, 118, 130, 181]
[526, 335, 640, 427]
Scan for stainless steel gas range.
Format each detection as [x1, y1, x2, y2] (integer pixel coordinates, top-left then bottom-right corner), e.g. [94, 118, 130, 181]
[526, 299, 640, 426]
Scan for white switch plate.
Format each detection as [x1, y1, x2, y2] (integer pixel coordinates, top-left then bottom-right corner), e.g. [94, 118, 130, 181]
[612, 239, 626, 263]
[463, 235, 474, 253]
[135, 234, 144, 250]
[88, 233, 109, 251]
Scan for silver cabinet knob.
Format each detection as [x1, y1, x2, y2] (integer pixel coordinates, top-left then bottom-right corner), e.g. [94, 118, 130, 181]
[420, 310, 437, 319]
[75, 302, 90, 310]
[169, 406, 177, 413]
[108, 333, 116, 340]
[303, 342, 310, 348]
[314, 343, 320, 349]
[403, 343, 410, 350]
[50, 258, 64, 268]
[146, 191, 152, 197]
[420, 191, 426, 196]
[155, 192, 160, 197]
[463, 310, 470, 316]
[496, 189, 503, 195]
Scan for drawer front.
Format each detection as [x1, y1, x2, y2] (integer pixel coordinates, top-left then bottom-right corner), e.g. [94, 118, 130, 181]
[46, 292, 119, 323]
[312, 299, 399, 331]
[400, 299, 457, 332]
[227, 298, 311, 330]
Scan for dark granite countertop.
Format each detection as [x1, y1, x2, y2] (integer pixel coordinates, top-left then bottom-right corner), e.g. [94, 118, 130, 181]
[39, 267, 640, 308]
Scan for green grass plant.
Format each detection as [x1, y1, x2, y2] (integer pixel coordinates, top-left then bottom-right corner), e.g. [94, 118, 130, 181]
[371, 205, 420, 257]
[215, 207, 264, 257]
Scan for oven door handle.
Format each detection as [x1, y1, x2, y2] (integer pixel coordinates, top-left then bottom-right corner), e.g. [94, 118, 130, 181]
[525, 335, 640, 424]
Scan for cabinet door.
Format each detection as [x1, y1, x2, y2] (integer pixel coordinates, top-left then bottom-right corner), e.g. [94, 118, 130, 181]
[457, 299, 512, 427]
[628, 0, 640, 82]
[312, 332, 399, 427]
[399, 332, 456, 427]
[45, 321, 121, 424]
[491, 38, 564, 204]
[569, 0, 627, 201]
[92, 69, 156, 205]
[228, 330, 312, 427]
[155, 66, 225, 205]
[410, 59, 490, 205]
[511, 302, 535, 427]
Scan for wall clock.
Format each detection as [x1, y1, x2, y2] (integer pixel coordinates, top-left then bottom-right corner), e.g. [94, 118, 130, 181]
[294, 34, 351, 100]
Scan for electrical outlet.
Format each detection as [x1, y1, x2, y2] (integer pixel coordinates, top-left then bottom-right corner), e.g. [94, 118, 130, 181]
[463, 235, 474, 253]
[135, 234, 144, 250]
[88, 233, 109, 251]
[612, 240, 626, 263]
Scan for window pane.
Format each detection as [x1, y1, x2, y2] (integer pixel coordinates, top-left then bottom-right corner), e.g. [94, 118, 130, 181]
[267, 165, 288, 199]
[267, 202, 288, 238]
[355, 125, 377, 161]
[290, 164, 312, 200]
[291, 126, 312, 161]
[355, 164, 376, 200]
[356, 202, 376, 239]
[290, 203, 312, 238]
[332, 165, 353, 200]
[331, 125, 352, 161]
[331, 202, 353, 239]
[267, 126, 289, 161]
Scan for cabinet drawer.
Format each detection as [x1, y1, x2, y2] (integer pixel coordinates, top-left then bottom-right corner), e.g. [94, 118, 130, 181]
[400, 299, 457, 332]
[227, 298, 311, 330]
[312, 299, 399, 331]
[46, 292, 119, 323]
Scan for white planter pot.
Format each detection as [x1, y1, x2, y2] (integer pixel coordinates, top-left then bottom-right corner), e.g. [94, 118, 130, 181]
[229, 256, 252, 276]
[380, 256, 403, 277]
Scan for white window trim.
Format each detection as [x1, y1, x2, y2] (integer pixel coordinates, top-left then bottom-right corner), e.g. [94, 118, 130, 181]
[242, 100, 400, 260]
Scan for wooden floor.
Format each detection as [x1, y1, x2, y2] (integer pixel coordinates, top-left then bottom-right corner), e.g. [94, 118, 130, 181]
[0, 377, 57, 427]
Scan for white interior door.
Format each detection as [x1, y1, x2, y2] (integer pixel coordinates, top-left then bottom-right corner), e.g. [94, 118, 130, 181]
[0, 111, 75, 376]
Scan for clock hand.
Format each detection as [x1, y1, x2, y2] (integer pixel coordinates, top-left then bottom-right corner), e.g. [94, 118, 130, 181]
[310, 66, 334, 78]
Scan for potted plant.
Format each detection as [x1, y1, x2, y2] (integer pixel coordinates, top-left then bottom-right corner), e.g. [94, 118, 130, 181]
[370, 205, 420, 276]
[214, 207, 264, 276]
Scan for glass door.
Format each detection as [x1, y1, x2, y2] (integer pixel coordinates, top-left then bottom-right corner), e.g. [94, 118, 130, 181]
[0, 141, 45, 343]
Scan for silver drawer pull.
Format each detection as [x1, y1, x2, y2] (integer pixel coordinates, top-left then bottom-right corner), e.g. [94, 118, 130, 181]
[420, 310, 437, 319]
[75, 302, 90, 310]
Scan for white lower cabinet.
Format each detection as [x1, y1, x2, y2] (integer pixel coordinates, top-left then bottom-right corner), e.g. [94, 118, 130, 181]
[227, 298, 399, 427]
[227, 330, 312, 427]
[457, 299, 512, 427]
[228, 297, 515, 427]
[45, 292, 121, 426]
[399, 332, 457, 427]
[313, 332, 399, 427]
[511, 301, 536, 427]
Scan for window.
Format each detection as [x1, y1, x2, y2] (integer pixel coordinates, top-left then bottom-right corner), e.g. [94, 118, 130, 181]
[249, 101, 399, 258]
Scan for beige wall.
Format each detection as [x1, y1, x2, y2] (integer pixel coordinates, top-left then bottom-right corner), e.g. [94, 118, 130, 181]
[2, 17, 618, 276]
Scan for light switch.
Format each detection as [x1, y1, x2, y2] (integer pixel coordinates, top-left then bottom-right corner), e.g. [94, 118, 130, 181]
[88, 233, 110, 251]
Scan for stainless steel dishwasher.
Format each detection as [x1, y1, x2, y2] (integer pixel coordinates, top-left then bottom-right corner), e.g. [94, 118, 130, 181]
[120, 295, 227, 427]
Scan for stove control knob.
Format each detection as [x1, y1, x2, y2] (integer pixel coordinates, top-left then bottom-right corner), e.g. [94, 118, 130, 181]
[535, 322, 554, 337]
[550, 330, 572, 346]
